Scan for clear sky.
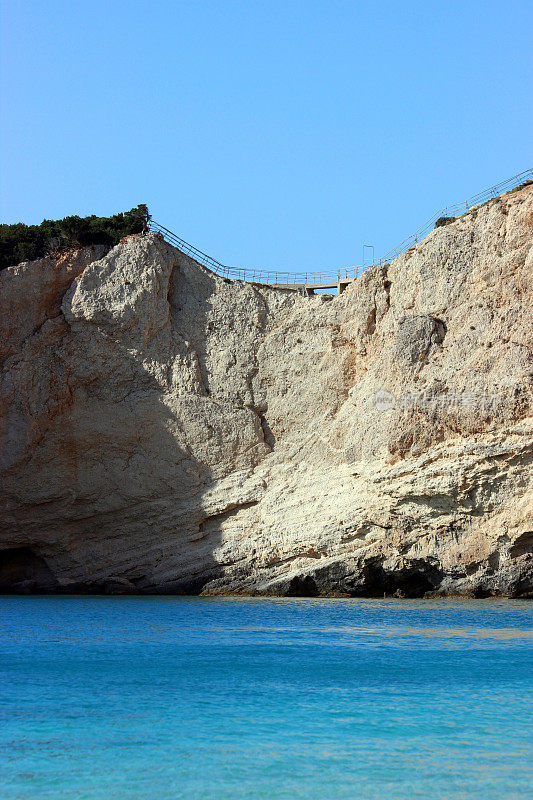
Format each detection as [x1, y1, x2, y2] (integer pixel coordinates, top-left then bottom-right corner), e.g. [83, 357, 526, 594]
[1, 0, 531, 270]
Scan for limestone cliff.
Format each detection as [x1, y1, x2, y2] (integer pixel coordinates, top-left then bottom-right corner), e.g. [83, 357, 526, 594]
[1, 185, 532, 596]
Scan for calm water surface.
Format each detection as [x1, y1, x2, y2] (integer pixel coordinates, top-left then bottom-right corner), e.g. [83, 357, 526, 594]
[0, 596, 531, 799]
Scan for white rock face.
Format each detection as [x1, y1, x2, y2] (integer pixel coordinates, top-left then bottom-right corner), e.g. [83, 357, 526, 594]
[1, 186, 532, 596]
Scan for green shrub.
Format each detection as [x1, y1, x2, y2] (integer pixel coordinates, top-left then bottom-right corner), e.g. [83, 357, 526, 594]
[0, 204, 150, 271]
[434, 216, 456, 228]
[509, 180, 533, 194]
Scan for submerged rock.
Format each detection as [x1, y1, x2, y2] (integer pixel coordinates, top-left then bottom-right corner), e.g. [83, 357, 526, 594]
[1, 186, 532, 596]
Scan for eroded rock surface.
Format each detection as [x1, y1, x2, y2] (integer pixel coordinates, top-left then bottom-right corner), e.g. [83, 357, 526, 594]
[1, 186, 532, 596]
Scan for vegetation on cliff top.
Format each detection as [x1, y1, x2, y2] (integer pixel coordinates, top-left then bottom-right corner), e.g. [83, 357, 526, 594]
[434, 215, 457, 228]
[0, 205, 150, 271]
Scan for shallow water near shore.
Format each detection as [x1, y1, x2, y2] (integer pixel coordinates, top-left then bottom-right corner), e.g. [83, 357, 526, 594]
[1, 596, 531, 799]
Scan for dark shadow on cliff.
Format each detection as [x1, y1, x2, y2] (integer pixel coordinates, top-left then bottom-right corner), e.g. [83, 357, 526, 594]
[269, 556, 446, 599]
[0, 248, 246, 595]
[0, 364, 224, 594]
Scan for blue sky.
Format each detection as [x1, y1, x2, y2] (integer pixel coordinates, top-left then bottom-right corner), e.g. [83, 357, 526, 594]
[1, 0, 531, 270]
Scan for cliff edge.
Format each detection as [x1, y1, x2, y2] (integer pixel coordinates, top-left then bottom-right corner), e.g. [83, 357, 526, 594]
[1, 185, 532, 596]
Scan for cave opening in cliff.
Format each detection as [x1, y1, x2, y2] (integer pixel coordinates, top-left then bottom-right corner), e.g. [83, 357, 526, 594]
[0, 547, 57, 593]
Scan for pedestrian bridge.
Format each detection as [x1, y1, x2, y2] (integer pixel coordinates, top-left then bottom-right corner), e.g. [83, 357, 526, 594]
[148, 169, 532, 293]
[148, 220, 368, 293]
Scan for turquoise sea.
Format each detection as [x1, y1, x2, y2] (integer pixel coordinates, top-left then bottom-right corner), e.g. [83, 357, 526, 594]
[0, 597, 531, 800]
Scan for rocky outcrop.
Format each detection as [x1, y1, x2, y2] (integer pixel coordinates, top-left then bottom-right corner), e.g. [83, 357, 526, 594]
[1, 186, 532, 596]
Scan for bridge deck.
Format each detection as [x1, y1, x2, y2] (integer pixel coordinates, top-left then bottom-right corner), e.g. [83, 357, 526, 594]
[273, 279, 353, 294]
